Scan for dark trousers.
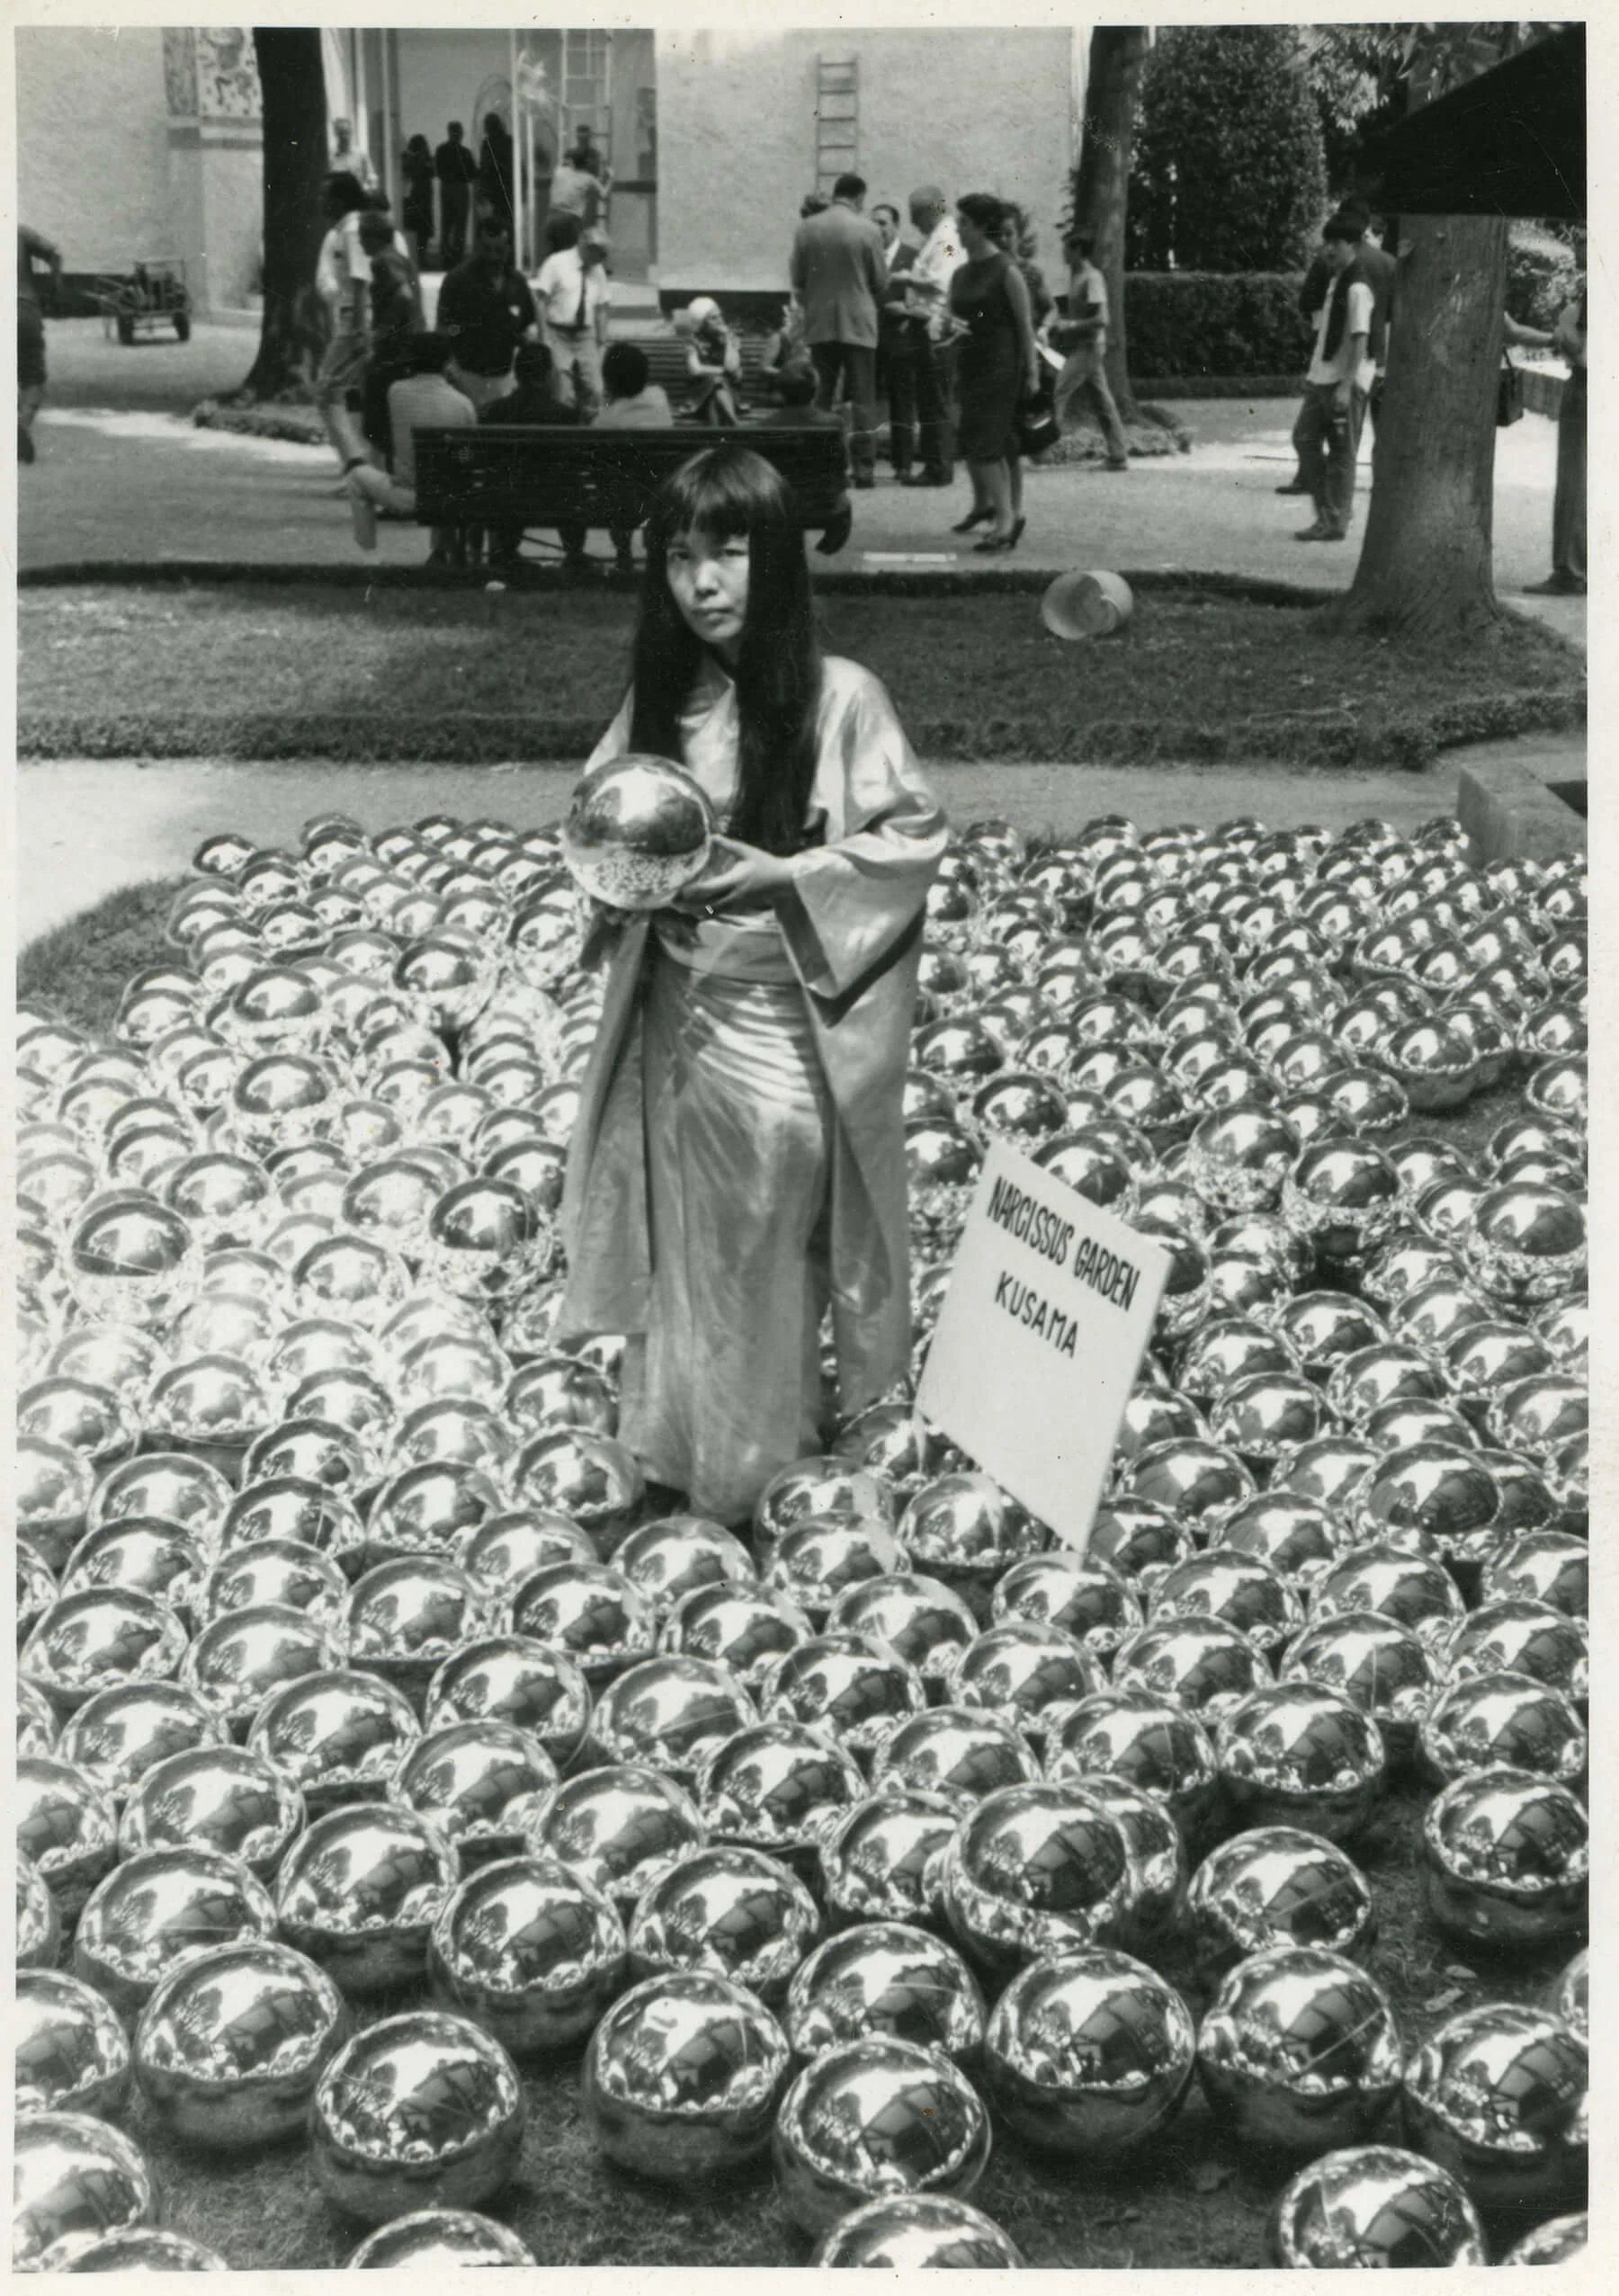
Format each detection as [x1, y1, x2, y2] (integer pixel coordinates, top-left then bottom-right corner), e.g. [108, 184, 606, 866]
[440, 188, 469, 269]
[810, 340, 877, 478]
[886, 330, 955, 477]
[883, 334, 917, 473]
[1293, 380, 1367, 535]
[1552, 369, 1586, 585]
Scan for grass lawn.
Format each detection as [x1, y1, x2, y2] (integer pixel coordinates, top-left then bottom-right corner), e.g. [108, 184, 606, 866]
[19, 580, 1582, 769]
[17, 877, 1579, 2267]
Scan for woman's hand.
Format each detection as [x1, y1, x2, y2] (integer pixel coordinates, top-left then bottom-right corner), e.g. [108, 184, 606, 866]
[673, 836, 795, 915]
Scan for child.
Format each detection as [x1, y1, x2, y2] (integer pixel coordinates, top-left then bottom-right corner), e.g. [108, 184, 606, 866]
[558, 445, 947, 1526]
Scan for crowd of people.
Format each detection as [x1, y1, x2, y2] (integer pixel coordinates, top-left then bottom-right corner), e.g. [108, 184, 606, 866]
[769, 173, 1129, 550]
[42, 124, 1551, 594]
[370, 114, 613, 272]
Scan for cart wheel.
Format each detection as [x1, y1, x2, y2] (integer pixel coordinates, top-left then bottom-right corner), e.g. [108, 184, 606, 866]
[173, 311, 191, 344]
[116, 313, 136, 346]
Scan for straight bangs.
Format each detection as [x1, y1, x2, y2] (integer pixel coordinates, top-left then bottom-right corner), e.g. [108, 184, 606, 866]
[647, 445, 795, 557]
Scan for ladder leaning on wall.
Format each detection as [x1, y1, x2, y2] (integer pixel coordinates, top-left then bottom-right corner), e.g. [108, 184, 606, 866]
[815, 52, 858, 197]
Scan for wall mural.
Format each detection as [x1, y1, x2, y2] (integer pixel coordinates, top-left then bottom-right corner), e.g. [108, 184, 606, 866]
[197, 27, 262, 121]
[163, 26, 262, 121]
[162, 28, 198, 118]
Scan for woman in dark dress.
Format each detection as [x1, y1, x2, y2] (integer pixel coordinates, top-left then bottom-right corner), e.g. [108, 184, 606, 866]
[400, 135, 436, 265]
[949, 193, 1042, 551]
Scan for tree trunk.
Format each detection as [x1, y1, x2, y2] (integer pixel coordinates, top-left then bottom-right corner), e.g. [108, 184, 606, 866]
[1328, 210, 1508, 641]
[237, 29, 329, 400]
[1073, 27, 1151, 421]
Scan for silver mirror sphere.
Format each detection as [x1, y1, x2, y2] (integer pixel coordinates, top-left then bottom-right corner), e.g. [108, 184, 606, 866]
[428, 1854, 628, 2055]
[808, 2193, 1024, 2269]
[1269, 2144, 1485, 2267]
[983, 1944, 1194, 2159]
[774, 2032, 992, 2236]
[581, 1970, 791, 2182]
[1197, 1944, 1403, 2158]
[311, 2010, 526, 2225]
[132, 1938, 350, 2148]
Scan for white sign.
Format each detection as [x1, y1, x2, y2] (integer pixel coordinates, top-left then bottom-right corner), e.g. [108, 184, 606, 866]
[916, 1137, 1172, 1552]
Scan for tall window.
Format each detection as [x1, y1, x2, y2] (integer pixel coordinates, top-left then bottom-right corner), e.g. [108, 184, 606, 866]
[564, 28, 610, 138]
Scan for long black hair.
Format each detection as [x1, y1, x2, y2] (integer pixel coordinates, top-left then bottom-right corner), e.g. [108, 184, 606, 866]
[628, 445, 822, 856]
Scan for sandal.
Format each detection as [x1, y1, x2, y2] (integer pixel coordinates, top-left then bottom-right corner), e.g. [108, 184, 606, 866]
[951, 506, 994, 533]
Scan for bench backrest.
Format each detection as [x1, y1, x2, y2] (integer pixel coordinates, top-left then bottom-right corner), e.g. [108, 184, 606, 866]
[412, 424, 846, 528]
[632, 333, 773, 406]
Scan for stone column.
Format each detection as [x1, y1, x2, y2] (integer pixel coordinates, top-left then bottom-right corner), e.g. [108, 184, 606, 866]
[164, 27, 264, 317]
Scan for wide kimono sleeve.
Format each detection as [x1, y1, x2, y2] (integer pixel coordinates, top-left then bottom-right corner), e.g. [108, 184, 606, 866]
[777, 663, 949, 1003]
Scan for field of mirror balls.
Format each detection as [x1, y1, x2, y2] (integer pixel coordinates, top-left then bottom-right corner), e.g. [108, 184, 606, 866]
[15, 804, 1588, 2271]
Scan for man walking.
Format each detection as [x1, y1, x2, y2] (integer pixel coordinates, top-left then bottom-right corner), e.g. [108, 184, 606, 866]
[1292, 210, 1374, 544]
[790, 171, 886, 487]
[434, 122, 478, 269]
[895, 186, 963, 487]
[1051, 230, 1129, 470]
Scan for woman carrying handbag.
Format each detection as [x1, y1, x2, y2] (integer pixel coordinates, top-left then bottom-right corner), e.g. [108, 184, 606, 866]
[947, 193, 1042, 551]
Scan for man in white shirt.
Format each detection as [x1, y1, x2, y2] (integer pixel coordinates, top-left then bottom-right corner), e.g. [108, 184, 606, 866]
[1292, 210, 1374, 543]
[331, 118, 379, 194]
[896, 184, 963, 486]
[312, 172, 376, 476]
[535, 218, 612, 416]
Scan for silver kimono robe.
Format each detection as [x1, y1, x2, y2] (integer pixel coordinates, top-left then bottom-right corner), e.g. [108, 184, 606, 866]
[558, 652, 948, 1523]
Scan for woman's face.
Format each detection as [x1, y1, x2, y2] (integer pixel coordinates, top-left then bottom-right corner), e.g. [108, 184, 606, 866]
[666, 525, 750, 661]
[957, 210, 988, 257]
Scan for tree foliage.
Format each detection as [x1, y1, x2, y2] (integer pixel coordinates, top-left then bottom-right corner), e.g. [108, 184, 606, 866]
[1301, 25, 1407, 193]
[1127, 27, 1328, 272]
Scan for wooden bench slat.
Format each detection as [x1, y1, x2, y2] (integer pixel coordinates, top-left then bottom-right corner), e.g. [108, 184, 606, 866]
[412, 425, 846, 530]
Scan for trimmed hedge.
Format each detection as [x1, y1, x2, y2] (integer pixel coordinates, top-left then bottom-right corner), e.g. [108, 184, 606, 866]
[1128, 26, 1328, 272]
[1123, 272, 1313, 386]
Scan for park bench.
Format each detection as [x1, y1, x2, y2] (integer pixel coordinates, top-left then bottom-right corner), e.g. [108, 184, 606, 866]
[625, 331, 775, 414]
[411, 424, 848, 544]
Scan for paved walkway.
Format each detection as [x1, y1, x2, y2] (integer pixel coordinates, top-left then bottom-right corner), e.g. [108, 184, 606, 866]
[21, 319, 1585, 654]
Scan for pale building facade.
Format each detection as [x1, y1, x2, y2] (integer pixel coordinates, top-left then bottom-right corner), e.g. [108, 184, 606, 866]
[17, 23, 1085, 319]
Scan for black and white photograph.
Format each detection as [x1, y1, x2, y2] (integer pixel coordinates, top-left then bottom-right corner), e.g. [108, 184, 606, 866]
[13, 7, 1593, 2274]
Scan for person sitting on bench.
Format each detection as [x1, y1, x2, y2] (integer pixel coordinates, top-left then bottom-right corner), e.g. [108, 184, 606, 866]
[595, 340, 676, 574]
[481, 339, 587, 574]
[345, 329, 474, 557]
[748, 361, 854, 555]
[683, 296, 744, 424]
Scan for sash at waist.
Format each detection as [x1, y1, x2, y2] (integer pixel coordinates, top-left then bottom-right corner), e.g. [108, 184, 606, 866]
[652, 910, 801, 985]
